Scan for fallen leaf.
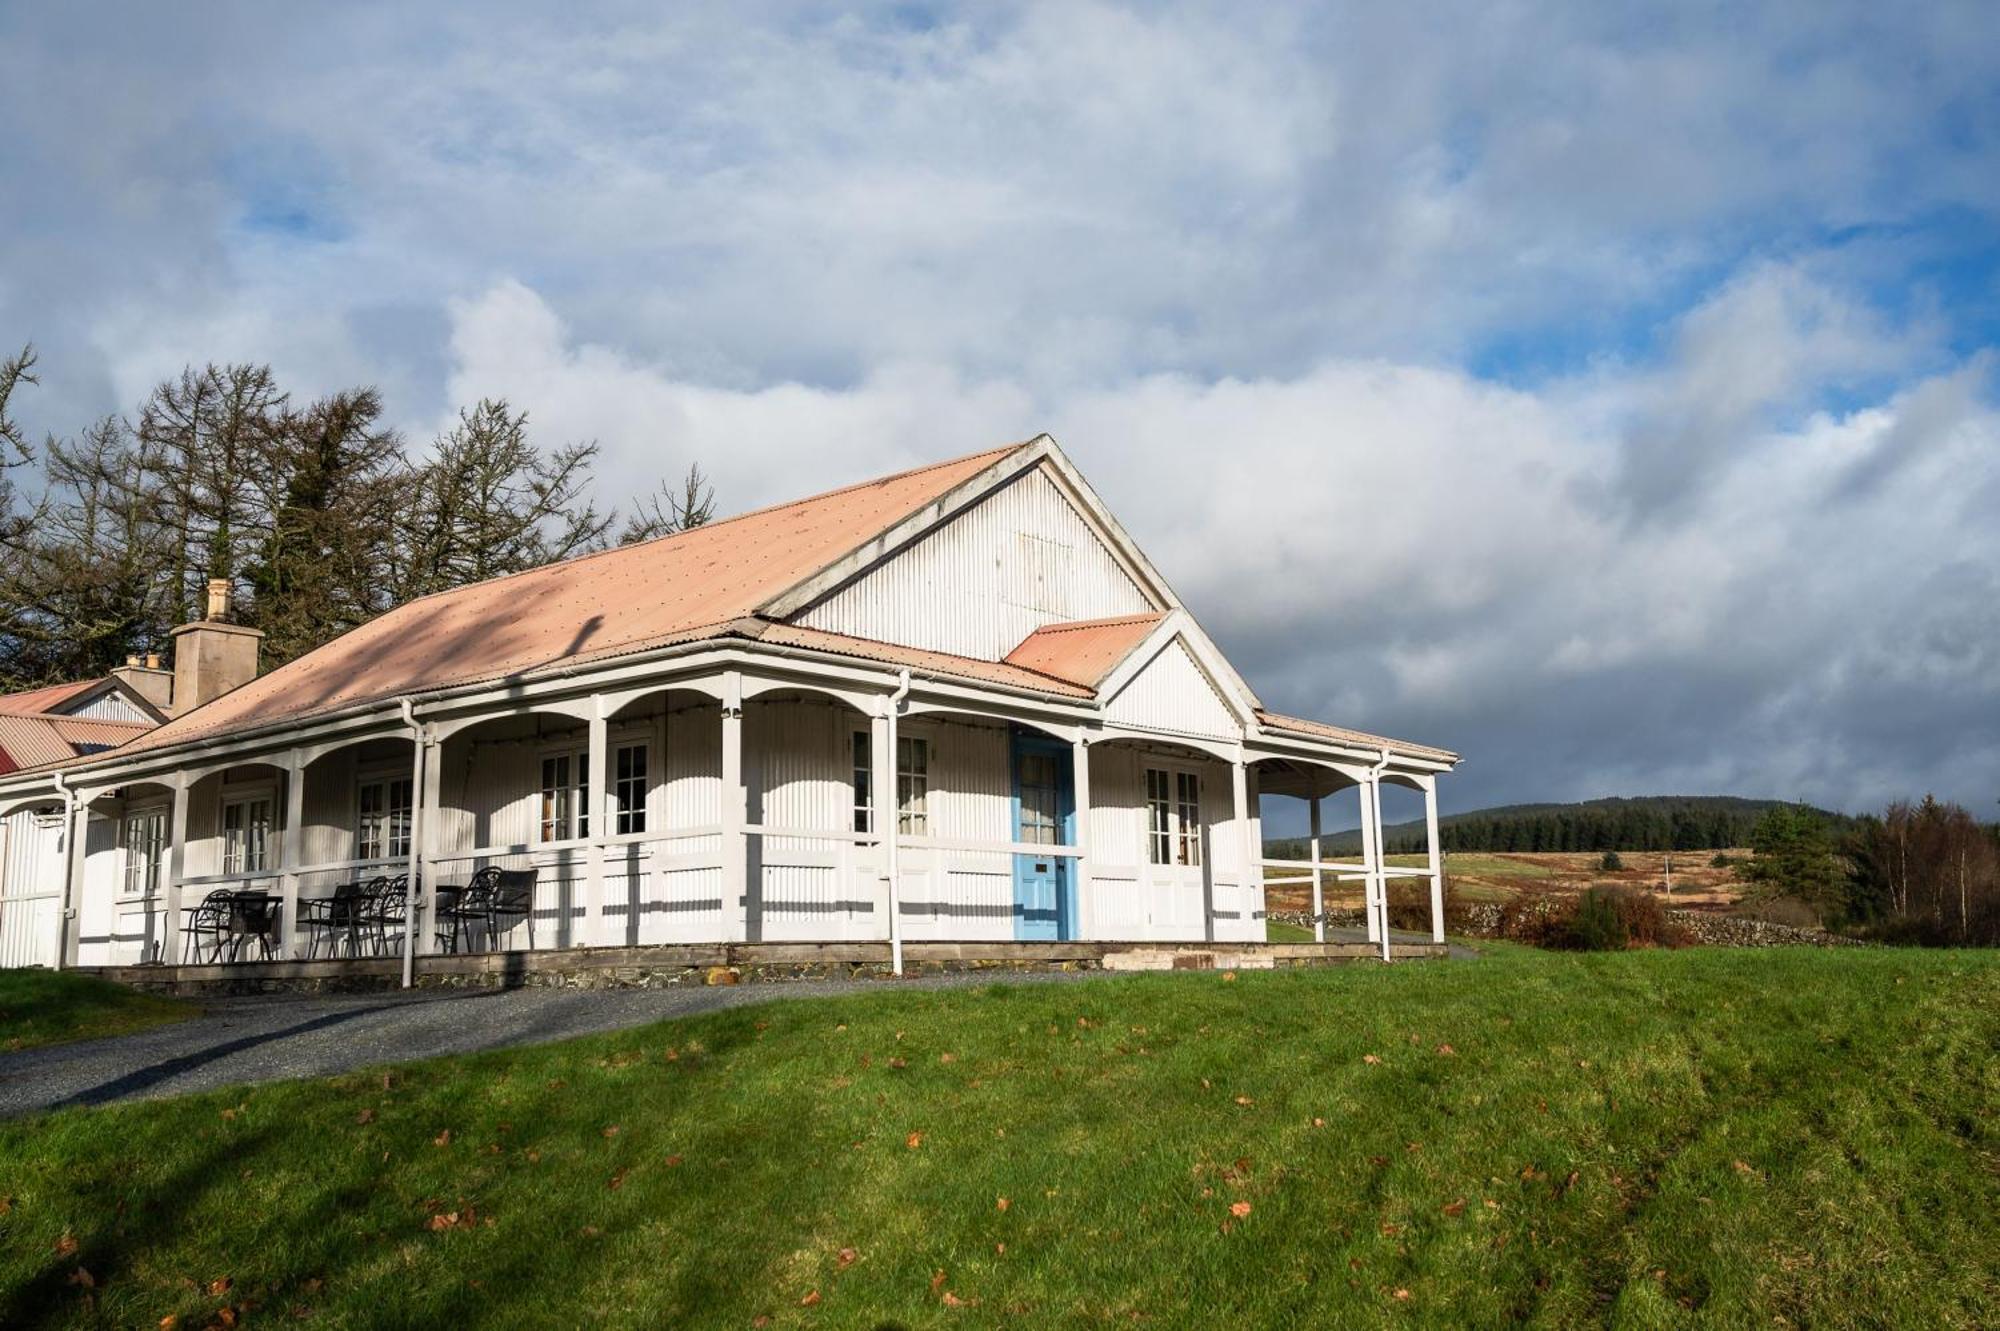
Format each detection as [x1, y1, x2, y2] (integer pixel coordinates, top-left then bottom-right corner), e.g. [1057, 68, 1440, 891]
[753, 1317, 771, 1328]
[158, 1317, 178, 1330]
[1234, 1095, 1254, 1107]
[665, 1154, 684, 1167]
[1436, 1043, 1456, 1055]
[1363, 1054, 1382, 1065]
[1222, 971, 1237, 982]
[1442, 1198, 1467, 1217]
[836, 1247, 857, 1269]
[53, 1232, 78, 1257]
[354, 1109, 375, 1125]
[581, 1226, 601, 1238]
[995, 1243, 1006, 1255]
[888, 1057, 907, 1070]
[608, 1168, 629, 1191]
[799, 1289, 821, 1307]
[938, 1052, 955, 1064]
[1229, 1201, 1252, 1218]
[427, 1212, 461, 1231]
[1731, 1159, 1755, 1176]
[1312, 1117, 1326, 1128]
[1369, 1155, 1389, 1168]
[996, 1197, 1010, 1212]
[942, 1291, 967, 1307]
[930, 1270, 948, 1293]
[432, 1130, 452, 1148]
[601, 1125, 621, 1138]
[1393, 1288, 1412, 1301]
[1380, 1223, 1402, 1237]
[66, 1267, 96, 1289]
[207, 1277, 232, 1296]
[906, 1131, 924, 1150]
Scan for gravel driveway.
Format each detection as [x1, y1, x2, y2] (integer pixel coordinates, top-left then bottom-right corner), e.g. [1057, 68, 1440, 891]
[0, 971, 1095, 1118]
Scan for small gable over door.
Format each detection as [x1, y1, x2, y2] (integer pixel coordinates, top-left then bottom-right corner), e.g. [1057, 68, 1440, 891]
[1102, 636, 1242, 741]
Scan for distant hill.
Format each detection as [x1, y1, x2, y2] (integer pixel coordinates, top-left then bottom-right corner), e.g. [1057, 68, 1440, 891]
[1269, 795, 1853, 858]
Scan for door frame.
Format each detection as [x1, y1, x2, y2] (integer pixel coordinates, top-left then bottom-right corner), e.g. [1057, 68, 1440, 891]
[1009, 729, 1074, 940]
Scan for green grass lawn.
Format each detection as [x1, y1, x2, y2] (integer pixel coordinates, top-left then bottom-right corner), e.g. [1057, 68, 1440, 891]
[2, 949, 1995, 1329]
[0, 969, 191, 1053]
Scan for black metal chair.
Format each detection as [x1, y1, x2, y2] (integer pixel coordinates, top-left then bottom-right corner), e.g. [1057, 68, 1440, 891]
[487, 868, 538, 950]
[299, 881, 371, 958]
[357, 875, 411, 955]
[181, 890, 236, 964]
[224, 892, 280, 962]
[435, 866, 503, 954]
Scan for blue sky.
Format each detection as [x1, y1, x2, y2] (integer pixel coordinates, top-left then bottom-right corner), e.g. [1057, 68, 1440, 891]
[1, 1, 1996, 821]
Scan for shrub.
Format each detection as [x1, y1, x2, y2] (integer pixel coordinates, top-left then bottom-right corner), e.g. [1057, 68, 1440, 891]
[1498, 885, 1687, 951]
[1385, 873, 1471, 934]
[1710, 852, 1735, 869]
[1564, 888, 1629, 951]
[1739, 895, 1821, 929]
[1599, 850, 1624, 872]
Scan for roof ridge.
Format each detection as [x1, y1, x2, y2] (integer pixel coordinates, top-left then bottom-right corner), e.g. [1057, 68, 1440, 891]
[383, 439, 1037, 615]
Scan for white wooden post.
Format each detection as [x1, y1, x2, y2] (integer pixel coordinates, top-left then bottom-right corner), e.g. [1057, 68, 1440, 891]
[583, 701, 609, 948]
[1308, 792, 1325, 944]
[1371, 775, 1391, 962]
[1357, 777, 1381, 946]
[1423, 776, 1444, 945]
[408, 729, 440, 983]
[61, 794, 89, 968]
[1071, 734, 1092, 941]
[869, 710, 892, 937]
[1229, 756, 1250, 944]
[871, 701, 900, 969]
[720, 671, 747, 944]
[163, 776, 191, 965]
[279, 752, 306, 958]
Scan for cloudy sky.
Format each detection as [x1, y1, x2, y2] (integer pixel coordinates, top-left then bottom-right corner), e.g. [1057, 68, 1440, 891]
[3, 1, 1996, 820]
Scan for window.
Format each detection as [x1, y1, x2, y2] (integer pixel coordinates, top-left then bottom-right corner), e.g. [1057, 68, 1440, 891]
[614, 742, 648, 835]
[1018, 751, 1060, 846]
[222, 794, 273, 874]
[357, 776, 413, 859]
[122, 806, 166, 896]
[1146, 767, 1203, 867]
[1175, 771, 1203, 867]
[539, 752, 589, 842]
[853, 732, 929, 834]
[852, 731, 873, 833]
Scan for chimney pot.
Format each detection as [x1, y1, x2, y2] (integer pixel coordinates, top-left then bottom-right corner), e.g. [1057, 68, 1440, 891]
[205, 578, 232, 621]
[126, 654, 141, 668]
[145, 652, 162, 670]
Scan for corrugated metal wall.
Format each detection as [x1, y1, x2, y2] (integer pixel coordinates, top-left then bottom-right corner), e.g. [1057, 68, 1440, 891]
[68, 691, 153, 723]
[1104, 638, 1240, 740]
[798, 465, 1154, 658]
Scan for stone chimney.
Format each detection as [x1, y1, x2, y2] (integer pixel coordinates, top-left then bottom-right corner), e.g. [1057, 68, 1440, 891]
[111, 652, 176, 715]
[167, 577, 263, 715]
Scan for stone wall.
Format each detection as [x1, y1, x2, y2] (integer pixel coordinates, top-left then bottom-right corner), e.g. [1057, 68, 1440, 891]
[1273, 902, 1867, 948]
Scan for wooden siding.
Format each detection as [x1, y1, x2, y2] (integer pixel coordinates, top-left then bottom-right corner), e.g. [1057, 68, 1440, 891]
[0, 807, 63, 967]
[797, 465, 1153, 660]
[1103, 637, 1241, 740]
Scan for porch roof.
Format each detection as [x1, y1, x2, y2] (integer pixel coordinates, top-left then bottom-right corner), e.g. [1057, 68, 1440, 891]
[1253, 709, 1459, 764]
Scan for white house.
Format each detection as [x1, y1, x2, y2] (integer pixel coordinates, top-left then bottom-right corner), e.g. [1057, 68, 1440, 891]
[0, 436, 1458, 979]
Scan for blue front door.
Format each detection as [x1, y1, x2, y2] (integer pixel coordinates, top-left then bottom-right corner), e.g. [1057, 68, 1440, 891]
[1011, 731, 1073, 940]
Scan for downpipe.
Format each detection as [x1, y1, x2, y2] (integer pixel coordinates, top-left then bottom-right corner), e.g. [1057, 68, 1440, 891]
[51, 771, 75, 971]
[398, 697, 424, 989]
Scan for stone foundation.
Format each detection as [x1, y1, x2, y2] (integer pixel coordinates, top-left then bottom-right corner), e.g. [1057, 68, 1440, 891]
[80, 938, 1446, 997]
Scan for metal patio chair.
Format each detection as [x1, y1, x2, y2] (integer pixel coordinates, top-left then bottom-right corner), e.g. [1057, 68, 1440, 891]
[356, 875, 411, 955]
[223, 892, 280, 962]
[181, 889, 236, 964]
[434, 866, 504, 954]
[298, 881, 370, 958]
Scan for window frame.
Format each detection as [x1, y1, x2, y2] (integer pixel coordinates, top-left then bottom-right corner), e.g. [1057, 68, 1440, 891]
[537, 746, 588, 845]
[852, 729, 930, 836]
[355, 768, 414, 861]
[1144, 764, 1205, 869]
[612, 738, 650, 837]
[120, 803, 168, 898]
[219, 781, 277, 876]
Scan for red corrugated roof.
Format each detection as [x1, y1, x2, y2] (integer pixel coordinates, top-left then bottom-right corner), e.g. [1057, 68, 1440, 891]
[0, 714, 153, 769]
[0, 679, 102, 716]
[116, 443, 1034, 754]
[1254, 709, 1458, 762]
[1002, 614, 1165, 688]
